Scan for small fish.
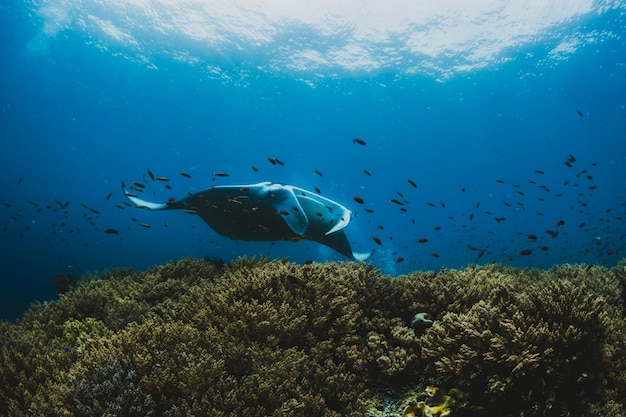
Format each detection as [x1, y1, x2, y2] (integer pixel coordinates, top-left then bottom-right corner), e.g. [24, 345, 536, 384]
[139, 223, 151, 228]
[314, 187, 321, 194]
[277, 210, 290, 216]
[104, 228, 119, 234]
[180, 172, 191, 178]
[251, 166, 259, 172]
[213, 172, 230, 177]
[371, 236, 382, 245]
[545, 229, 558, 237]
[568, 153, 576, 162]
[147, 169, 155, 181]
[431, 253, 440, 258]
[539, 246, 549, 251]
[314, 169, 323, 177]
[353, 196, 365, 204]
[105, 192, 112, 201]
[578, 222, 586, 228]
[353, 138, 366, 146]
[526, 234, 537, 240]
[564, 161, 573, 167]
[286, 275, 306, 290]
[274, 158, 285, 166]
[407, 179, 417, 188]
[417, 238, 428, 243]
[556, 219, 565, 227]
[362, 169, 371, 176]
[496, 179, 505, 184]
[535, 170, 544, 175]
[27, 200, 38, 206]
[389, 199, 404, 205]
[477, 250, 485, 259]
[267, 157, 277, 165]
[576, 108, 584, 117]
[364, 208, 374, 213]
[132, 181, 146, 189]
[395, 257, 404, 263]
[520, 249, 532, 256]
[155, 176, 169, 182]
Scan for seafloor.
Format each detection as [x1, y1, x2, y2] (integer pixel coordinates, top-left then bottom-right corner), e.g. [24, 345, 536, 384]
[1, 257, 625, 416]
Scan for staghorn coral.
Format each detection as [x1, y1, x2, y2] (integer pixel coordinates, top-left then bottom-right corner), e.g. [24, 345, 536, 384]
[419, 264, 626, 416]
[0, 258, 624, 416]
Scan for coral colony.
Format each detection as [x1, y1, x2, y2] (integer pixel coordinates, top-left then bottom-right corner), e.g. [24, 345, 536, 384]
[1, 257, 625, 416]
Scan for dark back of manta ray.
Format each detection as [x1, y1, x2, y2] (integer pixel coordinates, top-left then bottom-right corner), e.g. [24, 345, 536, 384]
[302, 217, 355, 259]
[189, 189, 297, 241]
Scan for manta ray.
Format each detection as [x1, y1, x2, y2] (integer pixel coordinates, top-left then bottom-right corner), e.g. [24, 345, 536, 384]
[122, 181, 371, 261]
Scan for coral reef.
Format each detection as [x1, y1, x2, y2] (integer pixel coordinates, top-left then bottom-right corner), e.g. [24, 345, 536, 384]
[1, 257, 625, 416]
[53, 272, 79, 295]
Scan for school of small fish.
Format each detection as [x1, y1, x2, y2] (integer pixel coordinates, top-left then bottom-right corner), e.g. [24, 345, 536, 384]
[1, 133, 623, 270]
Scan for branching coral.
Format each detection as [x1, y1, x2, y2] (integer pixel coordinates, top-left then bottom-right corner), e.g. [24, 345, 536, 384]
[0, 258, 625, 417]
[419, 264, 626, 416]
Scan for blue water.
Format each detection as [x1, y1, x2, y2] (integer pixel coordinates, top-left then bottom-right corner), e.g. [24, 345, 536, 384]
[1, 0, 625, 321]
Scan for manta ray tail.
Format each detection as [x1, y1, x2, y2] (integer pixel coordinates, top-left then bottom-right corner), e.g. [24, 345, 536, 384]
[121, 181, 168, 210]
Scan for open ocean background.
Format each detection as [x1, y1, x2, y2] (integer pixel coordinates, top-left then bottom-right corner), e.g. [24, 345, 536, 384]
[1, 0, 625, 322]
